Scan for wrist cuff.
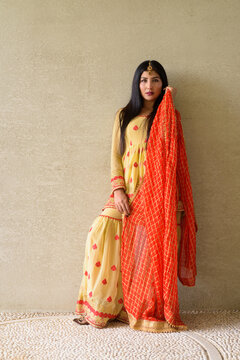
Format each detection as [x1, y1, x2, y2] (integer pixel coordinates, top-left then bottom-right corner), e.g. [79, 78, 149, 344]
[111, 176, 126, 193]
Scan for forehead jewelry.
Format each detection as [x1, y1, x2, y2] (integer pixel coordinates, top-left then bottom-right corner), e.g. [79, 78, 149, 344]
[147, 60, 153, 75]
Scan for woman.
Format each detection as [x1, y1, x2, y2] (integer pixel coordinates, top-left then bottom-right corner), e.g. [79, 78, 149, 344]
[74, 60, 198, 332]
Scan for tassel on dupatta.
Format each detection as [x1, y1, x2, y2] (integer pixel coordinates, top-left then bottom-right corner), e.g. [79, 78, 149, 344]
[120, 89, 198, 332]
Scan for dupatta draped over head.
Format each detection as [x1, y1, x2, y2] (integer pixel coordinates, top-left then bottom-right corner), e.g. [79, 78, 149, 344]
[120, 89, 198, 332]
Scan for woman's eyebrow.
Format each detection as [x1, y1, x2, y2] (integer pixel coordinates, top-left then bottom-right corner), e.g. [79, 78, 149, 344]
[140, 76, 160, 79]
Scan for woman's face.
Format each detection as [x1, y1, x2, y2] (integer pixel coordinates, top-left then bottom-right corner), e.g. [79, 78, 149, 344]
[139, 70, 163, 103]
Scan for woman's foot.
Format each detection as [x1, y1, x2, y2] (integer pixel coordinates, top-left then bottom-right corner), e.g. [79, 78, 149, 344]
[73, 314, 89, 325]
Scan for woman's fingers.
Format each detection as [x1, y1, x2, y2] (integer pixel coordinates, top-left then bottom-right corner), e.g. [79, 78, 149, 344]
[116, 199, 130, 215]
[122, 198, 130, 216]
[115, 202, 122, 213]
[116, 202, 124, 214]
[113, 189, 131, 215]
[163, 86, 177, 97]
[119, 199, 130, 216]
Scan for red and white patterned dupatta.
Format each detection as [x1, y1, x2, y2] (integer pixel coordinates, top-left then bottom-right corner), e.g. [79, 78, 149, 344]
[120, 89, 198, 332]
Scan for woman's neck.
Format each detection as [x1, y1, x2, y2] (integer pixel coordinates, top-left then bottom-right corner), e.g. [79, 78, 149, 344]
[139, 100, 154, 116]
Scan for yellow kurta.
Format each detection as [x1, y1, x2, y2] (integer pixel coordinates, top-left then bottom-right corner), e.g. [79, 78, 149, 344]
[75, 109, 184, 328]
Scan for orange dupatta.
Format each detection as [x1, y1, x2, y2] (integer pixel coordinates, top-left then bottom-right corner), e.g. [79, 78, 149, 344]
[120, 89, 198, 332]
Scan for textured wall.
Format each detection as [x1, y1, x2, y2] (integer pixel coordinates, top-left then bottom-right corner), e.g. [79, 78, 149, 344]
[0, 0, 239, 311]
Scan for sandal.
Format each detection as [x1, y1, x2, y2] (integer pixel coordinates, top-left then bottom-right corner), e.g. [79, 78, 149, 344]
[73, 314, 89, 325]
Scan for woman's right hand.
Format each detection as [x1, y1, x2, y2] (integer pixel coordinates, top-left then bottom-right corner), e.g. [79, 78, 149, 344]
[113, 188, 131, 216]
[163, 86, 177, 98]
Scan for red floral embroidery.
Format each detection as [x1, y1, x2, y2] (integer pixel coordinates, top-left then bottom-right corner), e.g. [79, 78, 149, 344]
[76, 300, 116, 319]
[127, 151, 130, 156]
[133, 125, 138, 130]
[92, 243, 97, 250]
[84, 271, 88, 276]
[89, 227, 92, 232]
[111, 265, 116, 271]
[115, 234, 119, 240]
[130, 140, 132, 146]
[111, 175, 124, 182]
[107, 296, 112, 302]
[134, 162, 138, 167]
[96, 261, 101, 267]
[118, 298, 123, 304]
[102, 278, 107, 285]
[130, 177, 132, 183]
[89, 291, 92, 297]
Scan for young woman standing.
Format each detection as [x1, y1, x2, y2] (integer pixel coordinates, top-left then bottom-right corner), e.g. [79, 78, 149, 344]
[74, 60, 198, 332]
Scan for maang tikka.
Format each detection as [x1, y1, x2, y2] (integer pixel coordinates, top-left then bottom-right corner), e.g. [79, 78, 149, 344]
[147, 60, 153, 75]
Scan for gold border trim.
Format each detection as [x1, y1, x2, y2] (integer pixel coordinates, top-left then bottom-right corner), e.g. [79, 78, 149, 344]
[128, 313, 188, 333]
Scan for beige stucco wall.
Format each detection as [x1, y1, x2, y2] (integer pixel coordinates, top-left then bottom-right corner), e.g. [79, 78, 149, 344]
[0, 0, 239, 312]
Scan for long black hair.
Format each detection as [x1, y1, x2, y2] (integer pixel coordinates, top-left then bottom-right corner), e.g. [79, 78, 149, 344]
[119, 60, 168, 155]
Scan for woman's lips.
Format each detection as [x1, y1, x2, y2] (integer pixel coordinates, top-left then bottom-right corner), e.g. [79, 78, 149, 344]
[146, 92, 154, 95]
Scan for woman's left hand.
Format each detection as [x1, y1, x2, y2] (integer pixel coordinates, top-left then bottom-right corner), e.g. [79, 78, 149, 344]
[163, 86, 177, 98]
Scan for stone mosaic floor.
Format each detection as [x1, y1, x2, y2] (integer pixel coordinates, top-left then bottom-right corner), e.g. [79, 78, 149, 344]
[0, 310, 239, 359]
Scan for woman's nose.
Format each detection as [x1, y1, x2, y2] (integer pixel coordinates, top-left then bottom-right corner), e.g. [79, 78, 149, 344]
[146, 80, 153, 89]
